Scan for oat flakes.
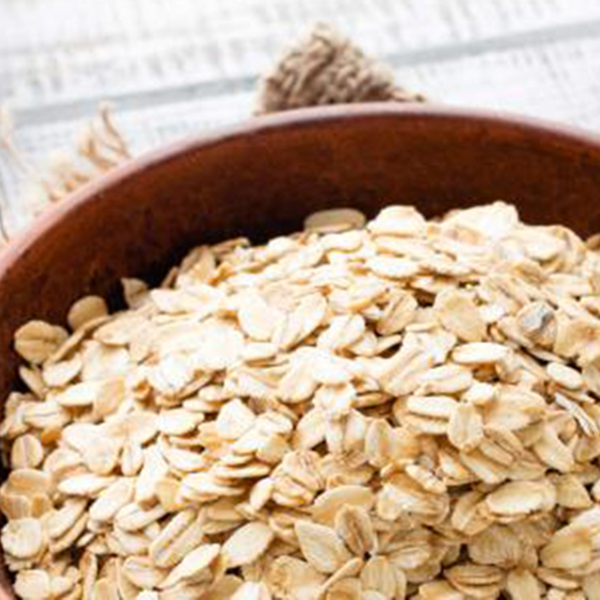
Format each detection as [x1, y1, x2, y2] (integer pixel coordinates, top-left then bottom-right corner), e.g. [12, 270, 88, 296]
[2, 202, 600, 598]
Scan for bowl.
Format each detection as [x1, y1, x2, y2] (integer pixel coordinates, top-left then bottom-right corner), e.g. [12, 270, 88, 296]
[1, 103, 600, 596]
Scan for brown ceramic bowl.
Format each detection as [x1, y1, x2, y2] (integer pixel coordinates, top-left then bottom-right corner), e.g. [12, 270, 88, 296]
[2, 103, 600, 596]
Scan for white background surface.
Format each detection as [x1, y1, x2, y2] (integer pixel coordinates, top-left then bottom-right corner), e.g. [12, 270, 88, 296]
[2, 0, 600, 234]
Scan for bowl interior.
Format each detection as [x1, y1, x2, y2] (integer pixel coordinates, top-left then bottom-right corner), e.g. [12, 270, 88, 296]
[1, 103, 600, 596]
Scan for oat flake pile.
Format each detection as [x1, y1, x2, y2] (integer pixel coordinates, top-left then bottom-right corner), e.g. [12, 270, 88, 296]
[0, 202, 600, 599]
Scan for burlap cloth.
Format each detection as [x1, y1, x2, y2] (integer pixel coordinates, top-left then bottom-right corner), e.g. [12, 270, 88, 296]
[0, 24, 424, 243]
[256, 23, 423, 113]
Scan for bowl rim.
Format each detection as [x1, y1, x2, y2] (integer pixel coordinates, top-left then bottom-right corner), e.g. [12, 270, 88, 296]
[3, 101, 600, 280]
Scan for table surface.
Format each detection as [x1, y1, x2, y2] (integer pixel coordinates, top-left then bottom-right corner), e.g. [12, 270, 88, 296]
[2, 0, 600, 236]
